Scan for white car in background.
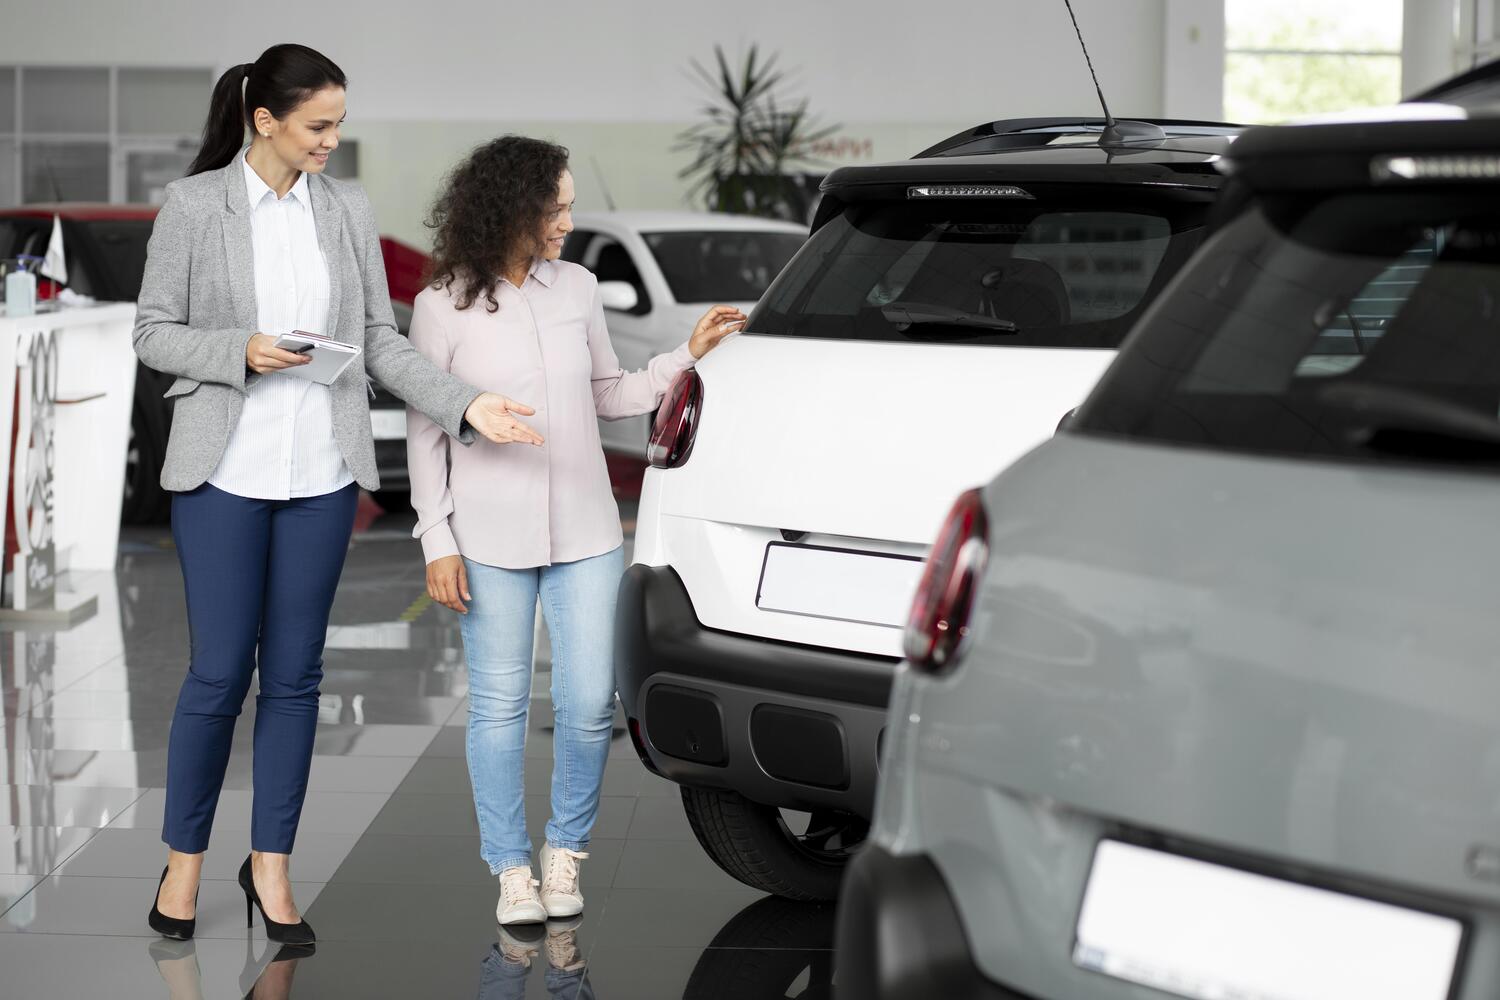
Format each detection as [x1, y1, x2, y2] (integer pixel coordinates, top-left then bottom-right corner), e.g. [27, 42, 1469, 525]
[561, 212, 807, 455]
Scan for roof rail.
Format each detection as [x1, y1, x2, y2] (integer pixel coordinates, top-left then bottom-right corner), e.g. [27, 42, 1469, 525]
[915, 117, 1242, 158]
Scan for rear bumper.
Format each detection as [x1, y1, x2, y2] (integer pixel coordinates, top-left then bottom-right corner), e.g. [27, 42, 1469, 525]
[614, 562, 896, 815]
[836, 844, 1035, 1000]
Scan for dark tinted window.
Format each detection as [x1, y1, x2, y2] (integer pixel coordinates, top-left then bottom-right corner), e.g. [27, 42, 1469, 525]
[77, 219, 153, 299]
[747, 196, 1206, 347]
[643, 230, 804, 303]
[1077, 190, 1500, 469]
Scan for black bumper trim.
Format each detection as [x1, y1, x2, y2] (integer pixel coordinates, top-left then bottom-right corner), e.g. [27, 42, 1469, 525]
[615, 563, 896, 814]
[836, 844, 1036, 1000]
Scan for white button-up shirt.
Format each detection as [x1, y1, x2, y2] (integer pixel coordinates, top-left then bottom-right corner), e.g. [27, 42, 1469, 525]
[208, 154, 352, 499]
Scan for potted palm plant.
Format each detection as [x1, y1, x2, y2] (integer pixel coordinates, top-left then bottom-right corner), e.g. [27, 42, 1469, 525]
[675, 46, 840, 222]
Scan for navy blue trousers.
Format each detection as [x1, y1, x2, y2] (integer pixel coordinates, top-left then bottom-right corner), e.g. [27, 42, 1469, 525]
[162, 482, 358, 854]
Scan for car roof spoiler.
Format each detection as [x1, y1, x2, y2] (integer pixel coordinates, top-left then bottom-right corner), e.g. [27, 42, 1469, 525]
[916, 117, 1243, 158]
[1221, 117, 1500, 192]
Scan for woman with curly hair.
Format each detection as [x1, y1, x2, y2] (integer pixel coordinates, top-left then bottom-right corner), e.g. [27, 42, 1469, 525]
[407, 136, 744, 925]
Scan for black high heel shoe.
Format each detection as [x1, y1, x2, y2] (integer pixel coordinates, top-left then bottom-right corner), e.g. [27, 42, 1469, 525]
[148, 866, 198, 940]
[238, 854, 316, 946]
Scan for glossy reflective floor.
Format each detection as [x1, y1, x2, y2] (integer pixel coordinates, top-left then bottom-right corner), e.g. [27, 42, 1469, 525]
[1, 494, 836, 999]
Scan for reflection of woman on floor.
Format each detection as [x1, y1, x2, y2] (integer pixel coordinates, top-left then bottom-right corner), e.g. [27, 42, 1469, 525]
[478, 921, 593, 1000]
[149, 938, 307, 1000]
[407, 136, 743, 925]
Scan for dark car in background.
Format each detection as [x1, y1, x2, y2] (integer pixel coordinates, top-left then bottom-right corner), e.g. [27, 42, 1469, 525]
[0, 205, 426, 521]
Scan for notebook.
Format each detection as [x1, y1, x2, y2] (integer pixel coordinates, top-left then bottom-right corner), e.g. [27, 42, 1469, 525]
[272, 331, 361, 386]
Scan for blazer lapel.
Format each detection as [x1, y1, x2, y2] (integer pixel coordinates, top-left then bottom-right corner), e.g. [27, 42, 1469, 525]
[309, 176, 346, 343]
[221, 158, 257, 331]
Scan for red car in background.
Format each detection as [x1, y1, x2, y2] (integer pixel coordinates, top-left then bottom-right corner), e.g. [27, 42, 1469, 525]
[0, 205, 426, 522]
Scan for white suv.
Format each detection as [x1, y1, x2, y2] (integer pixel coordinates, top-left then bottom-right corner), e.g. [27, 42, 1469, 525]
[615, 116, 1241, 899]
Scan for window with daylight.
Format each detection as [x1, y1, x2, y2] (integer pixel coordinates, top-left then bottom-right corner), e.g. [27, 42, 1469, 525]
[1225, 0, 1404, 124]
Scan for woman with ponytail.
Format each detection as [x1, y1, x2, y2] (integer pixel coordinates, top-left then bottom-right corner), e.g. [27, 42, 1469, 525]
[135, 43, 541, 946]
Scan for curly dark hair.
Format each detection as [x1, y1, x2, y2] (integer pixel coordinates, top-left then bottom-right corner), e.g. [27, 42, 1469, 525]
[425, 135, 571, 312]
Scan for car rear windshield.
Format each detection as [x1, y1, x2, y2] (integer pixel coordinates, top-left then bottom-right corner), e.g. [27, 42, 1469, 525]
[1076, 188, 1500, 469]
[643, 230, 805, 304]
[746, 194, 1208, 347]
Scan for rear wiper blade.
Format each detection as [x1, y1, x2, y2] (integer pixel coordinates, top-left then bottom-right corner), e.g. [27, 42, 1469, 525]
[880, 301, 1019, 334]
[1317, 381, 1500, 450]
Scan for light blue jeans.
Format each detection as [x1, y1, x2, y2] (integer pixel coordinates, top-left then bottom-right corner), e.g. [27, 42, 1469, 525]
[459, 546, 624, 874]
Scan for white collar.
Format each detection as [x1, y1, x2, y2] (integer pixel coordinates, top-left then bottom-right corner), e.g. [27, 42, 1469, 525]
[241, 153, 309, 212]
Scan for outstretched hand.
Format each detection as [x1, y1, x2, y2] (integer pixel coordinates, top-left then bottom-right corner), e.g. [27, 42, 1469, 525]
[688, 306, 748, 360]
[464, 392, 545, 446]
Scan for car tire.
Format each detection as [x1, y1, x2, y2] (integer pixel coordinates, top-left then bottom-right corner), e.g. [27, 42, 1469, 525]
[122, 368, 172, 525]
[679, 785, 869, 902]
[371, 489, 411, 514]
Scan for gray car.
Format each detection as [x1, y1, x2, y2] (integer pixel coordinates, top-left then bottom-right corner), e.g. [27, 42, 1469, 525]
[837, 87, 1500, 1000]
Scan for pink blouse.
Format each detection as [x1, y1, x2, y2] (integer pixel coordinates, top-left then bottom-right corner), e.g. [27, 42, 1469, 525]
[406, 257, 695, 568]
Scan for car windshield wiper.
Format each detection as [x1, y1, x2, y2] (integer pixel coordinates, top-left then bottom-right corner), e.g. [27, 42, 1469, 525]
[880, 301, 1019, 335]
[1317, 381, 1500, 453]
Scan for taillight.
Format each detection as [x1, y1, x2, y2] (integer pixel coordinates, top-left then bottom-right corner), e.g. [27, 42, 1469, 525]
[903, 489, 989, 674]
[648, 369, 703, 469]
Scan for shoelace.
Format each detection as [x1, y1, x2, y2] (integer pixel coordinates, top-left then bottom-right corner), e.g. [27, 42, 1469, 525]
[545, 849, 589, 894]
[547, 929, 583, 970]
[500, 867, 540, 906]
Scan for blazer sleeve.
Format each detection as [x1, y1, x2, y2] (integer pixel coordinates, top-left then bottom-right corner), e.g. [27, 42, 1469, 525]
[405, 292, 461, 564]
[586, 277, 697, 420]
[350, 187, 481, 443]
[131, 185, 259, 391]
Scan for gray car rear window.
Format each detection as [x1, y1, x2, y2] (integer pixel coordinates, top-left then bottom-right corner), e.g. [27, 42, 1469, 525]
[1076, 189, 1500, 469]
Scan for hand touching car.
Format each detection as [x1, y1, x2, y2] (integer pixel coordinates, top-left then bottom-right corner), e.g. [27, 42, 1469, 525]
[688, 306, 748, 360]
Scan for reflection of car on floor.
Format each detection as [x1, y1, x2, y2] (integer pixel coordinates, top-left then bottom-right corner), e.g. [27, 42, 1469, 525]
[839, 90, 1500, 998]
[615, 115, 1242, 901]
[682, 895, 835, 999]
[559, 211, 806, 456]
[0, 205, 428, 521]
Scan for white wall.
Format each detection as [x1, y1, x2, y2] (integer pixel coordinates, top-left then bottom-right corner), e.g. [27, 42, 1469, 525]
[3, 0, 1176, 243]
[1163, 0, 1226, 119]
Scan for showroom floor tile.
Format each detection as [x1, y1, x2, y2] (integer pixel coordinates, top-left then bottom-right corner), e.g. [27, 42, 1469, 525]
[0, 497, 839, 998]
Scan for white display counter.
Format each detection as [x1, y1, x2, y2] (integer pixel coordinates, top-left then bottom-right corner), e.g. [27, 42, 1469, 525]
[0, 303, 137, 612]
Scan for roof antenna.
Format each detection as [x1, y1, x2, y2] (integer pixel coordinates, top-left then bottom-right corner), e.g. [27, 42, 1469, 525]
[591, 156, 618, 212]
[1062, 0, 1164, 147]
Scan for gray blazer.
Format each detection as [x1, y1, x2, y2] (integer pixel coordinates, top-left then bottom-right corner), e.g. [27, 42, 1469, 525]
[133, 156, 478, 493]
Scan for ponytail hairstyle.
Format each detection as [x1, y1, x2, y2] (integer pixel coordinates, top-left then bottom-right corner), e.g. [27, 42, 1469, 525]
[188, 44, 347, 176]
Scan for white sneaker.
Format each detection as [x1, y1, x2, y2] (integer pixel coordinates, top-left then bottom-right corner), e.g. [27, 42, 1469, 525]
[538, 844, 588, 918]
[496, 866, 546, 925]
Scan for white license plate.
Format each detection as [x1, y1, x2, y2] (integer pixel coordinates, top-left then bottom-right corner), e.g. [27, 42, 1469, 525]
[369, 408, 407, 440]
[1074, 840, 1463, 1000]
[755, 543, 923, 629]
